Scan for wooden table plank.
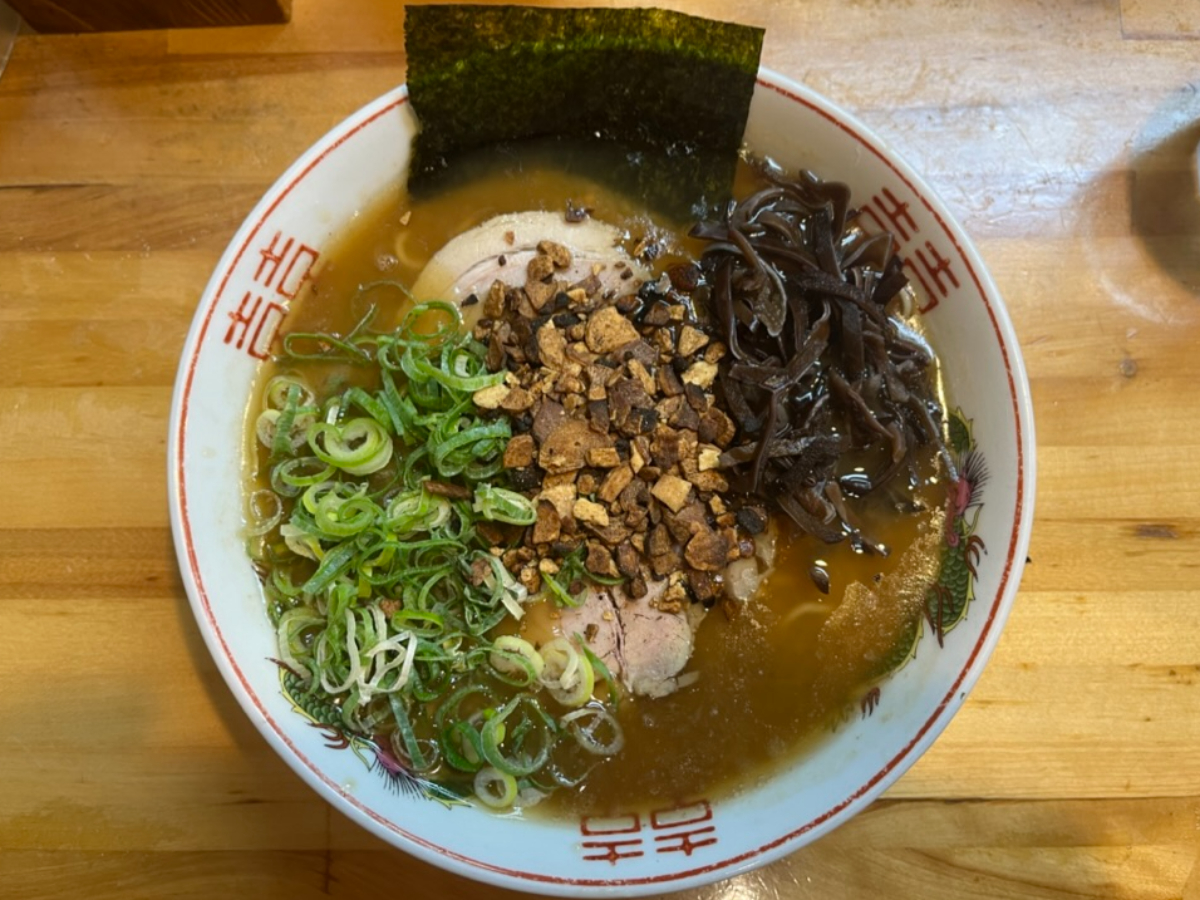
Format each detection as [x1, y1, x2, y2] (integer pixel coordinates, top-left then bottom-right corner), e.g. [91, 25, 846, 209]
[1121, 0, 1200, 38]
[1, 852, 332, 900]
[0, 253, 219, 321]
[8, 0, 290, 34]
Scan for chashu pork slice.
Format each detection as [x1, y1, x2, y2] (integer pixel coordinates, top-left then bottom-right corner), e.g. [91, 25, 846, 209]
[554, 522, 779, 700]
[410, 210, 648, 323]
[559, 580, 702, 700]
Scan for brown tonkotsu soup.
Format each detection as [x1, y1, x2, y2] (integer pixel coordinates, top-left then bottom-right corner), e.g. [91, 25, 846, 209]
[246, 139, 946, 817]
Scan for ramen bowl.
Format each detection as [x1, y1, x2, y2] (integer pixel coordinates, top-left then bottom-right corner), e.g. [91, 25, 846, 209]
[167, 68, 1035, 895]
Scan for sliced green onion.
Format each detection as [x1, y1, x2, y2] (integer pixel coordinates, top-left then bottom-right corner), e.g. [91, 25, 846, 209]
[402, 345, 507, 393]
[385, 488, 453, 535]
[276, 607, 323, 676]
[473, 552, 529, 621]
[244, 489, 283, 537]
[398, 299, 461, 345]
[312, 488, 378, 538]
[388, 694, 432, 773]
[473, 484, 537, 525]
[279, 522, 322, 560]
[301, 540, 359, 595]
[577, 637, 621, 711]
[561, 706, 625, 756]
[479, 695, 554, 777]
[271, 456, 334, 495]
[540, 568, 584, 609]
[271, 384, 313, 460]
[282, 329, 373, 364]
[489, 635, 544, 686]
[270, 564, 307, 600]
[429, 420, 510, 478]
[252, 294, 629, 808]
[341, 386, 393, 429]
[264, 374, 316, 410]
[256, 407, 314, 455]
[309, 418, 394, 476]
[539, 637, 595, 708]
[388, 608, 445, 638]
[473, 766, 518, 808]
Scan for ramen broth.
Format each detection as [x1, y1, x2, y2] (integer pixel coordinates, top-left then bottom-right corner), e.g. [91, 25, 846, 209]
[247, 141, 946, 816]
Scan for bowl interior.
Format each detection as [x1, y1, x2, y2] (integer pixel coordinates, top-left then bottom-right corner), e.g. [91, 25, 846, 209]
[168, 69, 1034, 896]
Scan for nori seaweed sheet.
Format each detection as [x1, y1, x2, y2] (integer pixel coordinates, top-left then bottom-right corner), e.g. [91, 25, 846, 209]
[404, 5, 764, 217]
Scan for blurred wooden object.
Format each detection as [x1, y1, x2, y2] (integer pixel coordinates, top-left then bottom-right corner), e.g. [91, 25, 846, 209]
[0, 3, 20, 75]
[1121, 0, 1200, 37]
[2, 1, 1200, 899]
[6, 0, 289, 33]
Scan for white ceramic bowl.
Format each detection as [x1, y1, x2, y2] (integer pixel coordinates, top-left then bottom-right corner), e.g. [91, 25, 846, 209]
[168, 68, 1035, 895]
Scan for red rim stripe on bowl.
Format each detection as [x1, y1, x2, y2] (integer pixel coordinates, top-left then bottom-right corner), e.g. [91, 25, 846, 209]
[172, 73, 1030, 890]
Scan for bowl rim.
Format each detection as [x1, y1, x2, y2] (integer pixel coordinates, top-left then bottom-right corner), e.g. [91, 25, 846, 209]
[167, 66, 1036, 895]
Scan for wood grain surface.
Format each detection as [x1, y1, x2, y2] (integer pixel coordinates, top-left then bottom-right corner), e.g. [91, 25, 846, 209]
[7, 0, 290, 34]
[2, 2, 1200, 898]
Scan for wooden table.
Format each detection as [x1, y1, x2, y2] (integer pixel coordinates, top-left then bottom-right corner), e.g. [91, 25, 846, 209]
[3, 1, 1199, 897]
